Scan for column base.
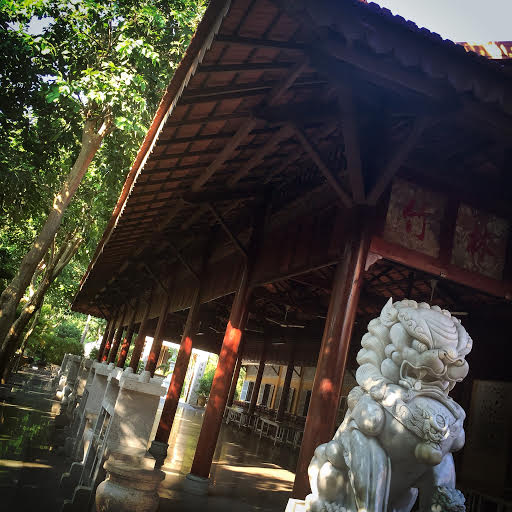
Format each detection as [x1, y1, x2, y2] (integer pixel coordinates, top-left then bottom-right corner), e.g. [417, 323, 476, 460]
[147, 440, 168, 468]
[285, 498, 307, 512]
[183, 473, 209, 496]
[95, 452, 165, 512]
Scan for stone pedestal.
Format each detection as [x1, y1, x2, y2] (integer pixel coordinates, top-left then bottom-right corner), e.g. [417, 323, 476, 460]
[59, 355, 82, 404]
[96, 451, 164, 512]
[61, 362, 116, 493]
[62, 368, 167, 511]
[63, 359, 96, 458]
[54, 353, 71, 392]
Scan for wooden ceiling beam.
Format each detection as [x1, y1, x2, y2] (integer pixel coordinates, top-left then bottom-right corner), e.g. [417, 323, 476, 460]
[156, 126, 280, 147]
[183, 186, 266, 204]
[338, 87, 365, 203]
[256, 100, 339, 125]
[367, 116, 430, 204]
[191, 58, 309, 192]
[215, 34, 305, 51]
[207, 202, 247, 258]
[228, 124, 295, 186]
[165, 112, 250, 128]
[182, 79, 322, 101]
[197, 61, 294, 74]
[191, 119, 258, 190]
[168, 242, 200, 281]
[293, 124, 353, 207]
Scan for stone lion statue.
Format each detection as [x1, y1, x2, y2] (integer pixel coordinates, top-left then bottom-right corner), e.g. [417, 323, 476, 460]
[307, 299, 471, 512]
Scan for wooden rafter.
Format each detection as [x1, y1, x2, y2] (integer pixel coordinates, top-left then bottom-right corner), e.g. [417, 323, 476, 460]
[227, 124, 294, 186]
[168, 242, 199, 281]
[191, 58, 309, 191]
[207, 203, 247, 258]
[215, 34, 305, 51]
[191, 120, 258, 191]
[293, 124, 353, 208]
[338, 88, 364, 203]
[367, 116, 429, 204]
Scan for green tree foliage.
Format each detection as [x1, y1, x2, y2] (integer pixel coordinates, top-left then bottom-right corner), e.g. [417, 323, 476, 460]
[25, 306, 84, 364]
[0, 0, 205, 370]
[197, 355, 219, 397]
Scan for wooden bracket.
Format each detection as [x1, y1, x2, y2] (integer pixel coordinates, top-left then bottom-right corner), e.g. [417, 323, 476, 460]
[293, 123, 353, 208]
[367, 116, 430, 204]
[207, 202, 248, 258]
[143, 263, 172, 298]
[168, 242, 200, 281]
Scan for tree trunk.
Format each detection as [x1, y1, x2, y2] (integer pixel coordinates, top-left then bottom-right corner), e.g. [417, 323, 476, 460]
[80, 314, 91, 344]
[9, 307, 42, 378]
[0, 234, 82, 381]
[0, 116, 108, 354]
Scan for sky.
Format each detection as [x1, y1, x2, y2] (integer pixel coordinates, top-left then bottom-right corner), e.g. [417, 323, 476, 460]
[373, 0, 511, 43]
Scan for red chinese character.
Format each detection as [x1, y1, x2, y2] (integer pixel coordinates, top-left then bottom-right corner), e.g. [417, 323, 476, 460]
[402, 198, 428, 241]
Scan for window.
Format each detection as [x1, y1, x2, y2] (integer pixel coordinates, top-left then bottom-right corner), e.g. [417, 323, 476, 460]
[302, 390, 312, 416]
[246, 381, 255, 402]
[261, 383, 272, 406]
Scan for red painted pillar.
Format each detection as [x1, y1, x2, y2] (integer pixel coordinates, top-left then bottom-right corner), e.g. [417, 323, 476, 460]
[189, 200, 267, 480]
[248, 341, 268, 416]
[117, 300, 138, 368]
[153, 287, 201, 447]
[276, 347, 295, 421]
[227, 306, 249, 407]
[97, 317, 113, 362]
[292, 212, 372, 499]
[227, 356, 243, 407]
[129, 292, 153, 372]
[101, 310, 119, 362]
[107, 306, 128, 364]
[145, 295, 170, 376]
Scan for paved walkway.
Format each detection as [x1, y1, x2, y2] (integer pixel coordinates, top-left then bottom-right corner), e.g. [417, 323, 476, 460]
[0, 367, 66, 511]
[158, 402, 298, 512]
[0, 367, 298, 512]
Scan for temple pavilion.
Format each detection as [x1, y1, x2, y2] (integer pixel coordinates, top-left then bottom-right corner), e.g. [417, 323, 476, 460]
[72, 0, 512, 505]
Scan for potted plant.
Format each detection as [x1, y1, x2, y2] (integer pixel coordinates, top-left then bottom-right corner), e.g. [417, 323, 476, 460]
[196, 373, 213, 407]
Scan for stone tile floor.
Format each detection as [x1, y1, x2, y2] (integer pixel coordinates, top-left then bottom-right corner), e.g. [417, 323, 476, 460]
[157, 402, 298, 512]
[0, 367, 67, 512]
[0, 367, 298, 512]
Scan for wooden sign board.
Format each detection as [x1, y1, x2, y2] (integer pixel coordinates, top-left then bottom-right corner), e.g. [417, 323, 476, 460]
[383, 179, 446, 258]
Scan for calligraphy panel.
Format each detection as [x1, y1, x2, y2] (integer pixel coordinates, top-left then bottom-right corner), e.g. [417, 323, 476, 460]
[383, 179, 445, 257]
[451, 204, 509, 279]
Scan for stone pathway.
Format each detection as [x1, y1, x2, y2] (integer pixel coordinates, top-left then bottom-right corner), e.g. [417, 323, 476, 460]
[158, 402, 298, 512]
[0, 367, 66, 512]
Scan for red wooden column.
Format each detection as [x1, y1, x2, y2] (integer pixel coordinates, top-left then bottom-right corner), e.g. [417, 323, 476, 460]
[188, 201, 267, 483]
[227, 356, 243, 407]
[97, 316, 113, 362]
[129, 292, 153, 372]
[248, 340, 269, 416]
[116, 300, 138, 368]
[101, 309, 119, 362]
[145, 295, 170, 376]
[276, 346, 295, 421]
[149, 287, 202, 465]
[291, 212, 372, 499]
[226, 308, 249, 407]
[107, 306, 128, 364]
